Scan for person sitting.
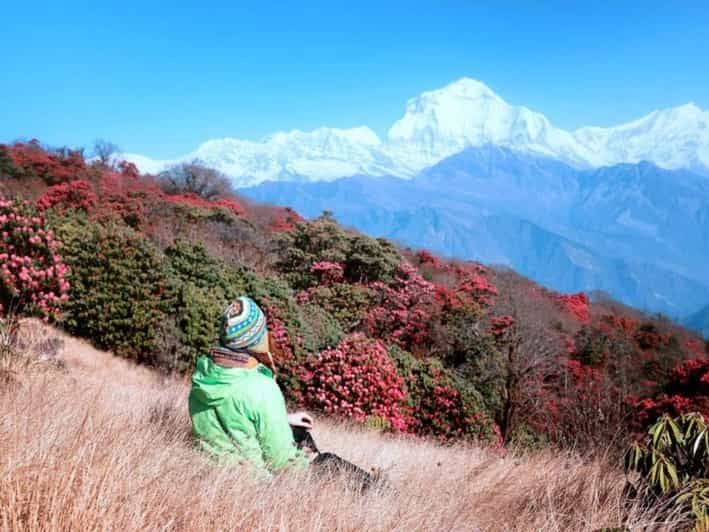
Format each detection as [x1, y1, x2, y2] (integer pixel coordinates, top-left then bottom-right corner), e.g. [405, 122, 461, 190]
[188, 296, 312, 472]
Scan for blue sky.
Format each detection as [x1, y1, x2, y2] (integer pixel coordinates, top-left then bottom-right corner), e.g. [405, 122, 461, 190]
[2, 1, 708, 158]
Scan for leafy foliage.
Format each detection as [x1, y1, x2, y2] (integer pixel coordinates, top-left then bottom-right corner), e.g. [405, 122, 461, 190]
[276, 211, 400, 288]
[54, 213, 168, 362]
[296, 282, 375, 332]
[161, 240, 251, 371]
[390, 345, 500, 442]
[625, 413, 709, 529]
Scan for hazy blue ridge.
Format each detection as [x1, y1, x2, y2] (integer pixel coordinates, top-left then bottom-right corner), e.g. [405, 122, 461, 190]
[240, 146, 709, 320]
[683, 305, 709, 339]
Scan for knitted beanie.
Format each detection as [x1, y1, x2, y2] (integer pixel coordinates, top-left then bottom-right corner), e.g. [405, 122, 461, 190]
[219, 296, 268, 351]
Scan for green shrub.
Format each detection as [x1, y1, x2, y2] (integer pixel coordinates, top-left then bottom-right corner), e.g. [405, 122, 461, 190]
[345, 235, 400, 284]
[626, 413, 709, 529]
[276, 212, 400, 288]
[299, 282, 375, 332]
[52, 213, 168, 362]
[389, 345, 498, 442]
[162, 240, 253, 371]
[297, 303, 344, 353]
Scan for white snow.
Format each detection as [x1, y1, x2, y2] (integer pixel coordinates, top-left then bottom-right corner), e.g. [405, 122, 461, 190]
[118, 78, 709, 187]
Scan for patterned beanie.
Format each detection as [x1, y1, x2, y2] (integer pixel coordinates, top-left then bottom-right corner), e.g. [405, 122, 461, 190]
[219, 296, 268, 350]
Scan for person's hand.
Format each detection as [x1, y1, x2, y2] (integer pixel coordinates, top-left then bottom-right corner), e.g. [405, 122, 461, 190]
[287, 411, 313, 430]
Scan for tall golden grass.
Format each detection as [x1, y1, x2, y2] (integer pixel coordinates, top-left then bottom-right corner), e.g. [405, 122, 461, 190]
[0, 320, 684, 531]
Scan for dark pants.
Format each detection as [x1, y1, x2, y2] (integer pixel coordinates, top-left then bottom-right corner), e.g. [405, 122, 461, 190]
[292, 426, 382, 492]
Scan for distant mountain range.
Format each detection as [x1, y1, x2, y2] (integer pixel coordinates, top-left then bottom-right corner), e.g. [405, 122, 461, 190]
[120, 78, 709, 330]
[241, 146, 709, 322]
[123, 78, 709, 186]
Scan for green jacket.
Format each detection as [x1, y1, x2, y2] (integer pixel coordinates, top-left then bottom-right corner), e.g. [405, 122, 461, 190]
[188, 356, 308, 472]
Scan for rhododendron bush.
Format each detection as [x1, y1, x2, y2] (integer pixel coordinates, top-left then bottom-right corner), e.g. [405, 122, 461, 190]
[0, 197, 69, 319]
[300, 334, 409, 431]
[54, 214, 169, 361]
[391, 346, 501, 441]
[295, 282, 375, 332]
[629, 357, 709, 431]
[366, 262, 436, 353]
[556, 293, 590, 323]
[37, 179, 98, 214]
[4, 140, 88, 185]
[275, 212, 400, 288]
[269, 207, 304, 233]
[309, 261, 344, 285]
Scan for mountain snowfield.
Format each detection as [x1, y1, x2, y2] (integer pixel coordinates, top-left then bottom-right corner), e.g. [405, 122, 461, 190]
[122, 78, 709, 186]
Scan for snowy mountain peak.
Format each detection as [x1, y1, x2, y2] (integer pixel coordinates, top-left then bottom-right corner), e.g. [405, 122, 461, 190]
[386, 78, 585, 169]
[431, 77, 503, 101]
[121, 78, 709, 186]
[671, 102, 703, 116]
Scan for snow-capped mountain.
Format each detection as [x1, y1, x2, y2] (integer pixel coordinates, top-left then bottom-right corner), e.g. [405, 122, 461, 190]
[386, 79, 592, 170]
[119, 127, 399, 188]
[574, 103, 709, 172]
[184, 127, 405, 187]
[121, 78, 709, 186]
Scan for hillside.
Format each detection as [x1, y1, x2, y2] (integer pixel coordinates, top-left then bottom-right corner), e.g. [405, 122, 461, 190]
[0, 319, 686, 531]
[1, 140, 707, 450]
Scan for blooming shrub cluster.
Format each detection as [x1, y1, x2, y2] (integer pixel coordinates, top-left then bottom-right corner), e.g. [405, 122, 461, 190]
[632, 322, 671, 350]
[165, 192, 245, 218]
[489, 315, 515, 339]
[300, 334, 409, 431]
[629, 358, 709, 430]
[414, 251, 499, 312]
[0, 197, 69, 319]
[452, 265, 499, 308]
[366, 262, 436, 352]
[4, 140, 88, 184]
[37, 179, 98, 214]
[101, 174, 246, 229]
[269, 207, 304, 233]
[309, 261, 344, 286]
[557, 293, 590, 323]
[96, 171, 158, 228]
[415, 249, 444, 270]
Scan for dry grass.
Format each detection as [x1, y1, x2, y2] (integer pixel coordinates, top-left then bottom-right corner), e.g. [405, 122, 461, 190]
[0, 320, 684, 531]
